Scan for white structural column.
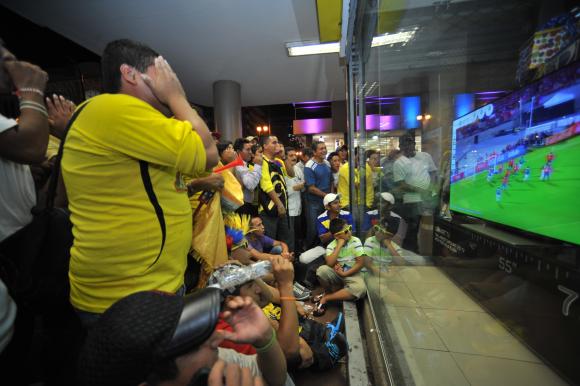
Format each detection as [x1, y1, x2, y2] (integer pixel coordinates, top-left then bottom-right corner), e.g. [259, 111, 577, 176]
[213, 80, 242, 141]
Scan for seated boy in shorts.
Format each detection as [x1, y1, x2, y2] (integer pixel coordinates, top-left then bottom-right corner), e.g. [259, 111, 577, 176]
[315, 218, 367, 315]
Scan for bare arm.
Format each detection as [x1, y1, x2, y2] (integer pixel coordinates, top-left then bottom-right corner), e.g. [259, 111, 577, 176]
[307, 185, 327, 198]
[0, 59, 49, 164]
[271, 257, 300, 361]
[325, 239, 345, 267]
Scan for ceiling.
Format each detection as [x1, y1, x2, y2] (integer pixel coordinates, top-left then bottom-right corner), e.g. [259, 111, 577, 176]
[0, 0, 347, 107]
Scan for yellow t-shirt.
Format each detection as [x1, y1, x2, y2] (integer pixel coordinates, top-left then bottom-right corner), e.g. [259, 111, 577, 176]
[62, 94, 207, 313]
[338, 162, 374, 208]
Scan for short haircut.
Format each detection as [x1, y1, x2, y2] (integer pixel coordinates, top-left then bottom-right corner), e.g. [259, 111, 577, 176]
[101, 39, 159, 93]
[338, 144, 348, 152]
[329, 218, 347, 235]
[365, 149, 378, 159]
[285, 146, 295, 155]
[251, 144, 262, 154]
[233, 138, 250, 152]
[302, 148, 313, 158]
[327, 152, 339, 162]
[311, 141, 325, 152]
[261, 135, 276, 146]
[216, 140, 233, 156]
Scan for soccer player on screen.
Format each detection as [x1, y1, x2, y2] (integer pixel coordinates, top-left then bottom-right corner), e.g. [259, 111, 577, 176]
[496, 187, 502, 202]
[546, 151, 554, 164]
[523, 166, 530, 181]
[501, 174, 509, 190]
[487, 169, 494, 183]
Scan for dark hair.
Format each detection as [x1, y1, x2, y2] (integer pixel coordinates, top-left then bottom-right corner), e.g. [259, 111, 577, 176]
[260, 135, 277, 147]
[329, 218, 347, 235]
[327, 152, 339, 162]
[251, 144, 262, 154]
[365, 149, 378, 159]
[285, 146, 295, 155]
[338, 144, 348, 152]
[101, 39, 159, 93]
[311, 141, 325, 152]
[217, 141, 233, 156]
[233, 138, 250, 152]
[302, 148, 313, 158]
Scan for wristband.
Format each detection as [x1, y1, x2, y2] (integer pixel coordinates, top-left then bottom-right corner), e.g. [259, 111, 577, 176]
[17, 88, 45, 97]
[253, 328, 277, 353]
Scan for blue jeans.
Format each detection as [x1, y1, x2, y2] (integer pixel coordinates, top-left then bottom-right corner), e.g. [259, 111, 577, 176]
[305, 199, 325, 249]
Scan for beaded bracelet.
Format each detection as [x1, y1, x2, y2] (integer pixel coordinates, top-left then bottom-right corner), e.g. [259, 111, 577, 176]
[19, 105, 48, 118]
[17, 88, 45, 97]
[253, 328, 277, 353]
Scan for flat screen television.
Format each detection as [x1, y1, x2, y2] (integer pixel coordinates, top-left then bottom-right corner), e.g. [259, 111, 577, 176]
[450, 61, 580, 245]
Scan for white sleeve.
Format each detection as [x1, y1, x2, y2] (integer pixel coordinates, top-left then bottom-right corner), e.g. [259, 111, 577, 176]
[0, 279, 16, 353]
[0, 113, 18, 134]
[392, 159, 406, 183]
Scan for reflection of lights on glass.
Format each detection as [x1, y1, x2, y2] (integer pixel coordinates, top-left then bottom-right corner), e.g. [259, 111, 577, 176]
[416, 115, 423, 121]
[425, 114, 432, 120]
[257, 126, 262, 133]
[372, 135, 378, 140]
[263, 126, 269, 132]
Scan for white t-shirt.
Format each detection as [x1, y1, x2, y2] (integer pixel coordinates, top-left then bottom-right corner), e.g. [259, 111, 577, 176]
[393, 152, 437, 204]
[218, 347, 295, 386]
[0, 279, 16, 353]
[284, 164, 304, 217]
[0, 113, 37, 242]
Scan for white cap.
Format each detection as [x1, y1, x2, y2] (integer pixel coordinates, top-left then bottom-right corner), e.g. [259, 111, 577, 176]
[246, 136, 256, 141]
[323, 193, 341, 207]
[380, 192, 395, 205]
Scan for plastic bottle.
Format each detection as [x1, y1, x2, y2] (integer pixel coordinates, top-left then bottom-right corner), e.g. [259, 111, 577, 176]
[209, 260, 272, 291]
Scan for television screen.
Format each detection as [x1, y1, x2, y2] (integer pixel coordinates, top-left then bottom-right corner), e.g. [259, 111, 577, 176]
[450, 61, 580, 245]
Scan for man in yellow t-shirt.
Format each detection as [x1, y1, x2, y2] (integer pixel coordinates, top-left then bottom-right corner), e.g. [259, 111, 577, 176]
[61, 39, 218, 323]
[337, 152, 374, 209]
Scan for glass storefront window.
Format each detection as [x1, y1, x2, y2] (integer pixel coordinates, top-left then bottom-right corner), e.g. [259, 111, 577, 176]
[346, 0, 579, 385]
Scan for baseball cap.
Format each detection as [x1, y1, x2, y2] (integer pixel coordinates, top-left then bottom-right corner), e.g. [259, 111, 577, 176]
[323, 193, 341, 207]
[380, 192, 395, 205]
[78, 288, 221, 386]
[246, 136, 256, 142]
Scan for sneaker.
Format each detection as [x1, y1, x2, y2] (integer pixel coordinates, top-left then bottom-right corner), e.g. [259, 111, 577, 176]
[293, 282, 312, 301]
[325, 331, 348, 363]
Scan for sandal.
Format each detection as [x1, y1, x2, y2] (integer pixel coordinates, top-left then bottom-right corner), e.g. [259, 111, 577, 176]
[312, 292, 325, 303]
[313, 301, 327, 317]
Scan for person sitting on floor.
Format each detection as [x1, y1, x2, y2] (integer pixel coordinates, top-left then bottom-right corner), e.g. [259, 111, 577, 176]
[78, 288, 293, 386]
[247, 216, 294, 262]
[315, 218, 367, 316]
[364, 215, 406, 275]
[316, 193, 354, 247]
[208, 258, 347, 371]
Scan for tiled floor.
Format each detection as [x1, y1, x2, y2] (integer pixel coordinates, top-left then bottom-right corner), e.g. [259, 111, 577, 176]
[368, 266, 568, 386]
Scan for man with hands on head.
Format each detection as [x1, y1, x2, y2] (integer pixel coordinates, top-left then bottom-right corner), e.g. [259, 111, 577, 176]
[78, 288, 291, 386]
[61, 39, 218, 327]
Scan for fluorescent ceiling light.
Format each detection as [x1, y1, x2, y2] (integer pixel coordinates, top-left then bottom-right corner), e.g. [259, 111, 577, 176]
[286, 41, 340, 56]
[287, 28, 418, 57]
[371, 29, 418, 47]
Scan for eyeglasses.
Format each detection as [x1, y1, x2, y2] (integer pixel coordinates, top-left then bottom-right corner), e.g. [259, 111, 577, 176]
[372, 224, 393, 236]
[333, 224, 352, 236]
